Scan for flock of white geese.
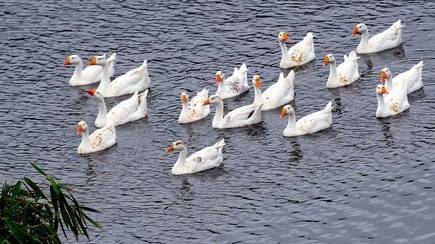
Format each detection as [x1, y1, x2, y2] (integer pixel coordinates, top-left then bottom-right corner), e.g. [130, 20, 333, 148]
[65, 20, 423, 175]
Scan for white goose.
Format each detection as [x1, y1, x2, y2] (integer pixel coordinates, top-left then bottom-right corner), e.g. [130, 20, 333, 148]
[280, 102, 333, 137]
[166, 139, 225, 175]
[89, 55, 150, 98]
[257, 71, 295, 111]
[279, 32, 315, 69]
[375, 84, 409, 118]
[352, 20, 403, 54]
[215, 63, 249, 99]
[76, 120, 116, 154]
[178, 89, 211, 124]
[323, 51, 360, 88]
[204, 76, 263, 129]
[64, 53, 116, 86]
[379, 61, 423, 94]
[87, 88, 148, 127]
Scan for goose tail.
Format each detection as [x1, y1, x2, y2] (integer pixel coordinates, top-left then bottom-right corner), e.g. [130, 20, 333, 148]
[214, 139, 226, 149]
[344, 51, 359, 61]
[136, 89, 148, 116]
[397, 20, 404, 28]
[108, 52, 117, 76]
[197, 88, 209, 98]
[324, 101, 333, 112]
[305, 32, 315, 40]
[239, 63, 248, 74]
[285, 70, 295, 81]
[141, 59, 148, 69]
[413, 60, 423, 70]
[138, 89, 148, 105]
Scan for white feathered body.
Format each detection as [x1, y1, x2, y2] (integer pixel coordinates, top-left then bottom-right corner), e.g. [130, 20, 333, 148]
[261, 71, 295, 110]
[172, 139, 225, 175]
[280, 32, 315, 68]
[284, 102, 332, 137]
[357, 20, 403, 54]
[178, 89, 211, 123]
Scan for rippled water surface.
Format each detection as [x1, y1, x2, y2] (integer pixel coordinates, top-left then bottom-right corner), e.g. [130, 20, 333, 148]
[1, 0, 435, 243]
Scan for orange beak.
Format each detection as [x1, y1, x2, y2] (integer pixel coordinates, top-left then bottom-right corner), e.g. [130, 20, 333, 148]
[75, 124, 84, 135]
[322, 56, 330, 66]
[352, 26, 360, 36]
[64, 57, 72, 67]
[379, 70, 387, 84]
[202, 98, 210, 106]
[88, 56, 97, 65]
[166, 144, 174, 153]
[86, 89, 97, 96]
[280, 108, 288, 118]
[180, 94, 188, 103]
[215, 74, 223, 84]
[254, 78, 262, 88]
[279, 32, 289, 42]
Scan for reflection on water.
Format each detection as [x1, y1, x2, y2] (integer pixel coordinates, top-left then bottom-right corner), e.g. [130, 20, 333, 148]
[287, 140, 303, 164]
[1, 0, 435, 243]
[380, 121, 395, 148]
[360, 45, 406, 71]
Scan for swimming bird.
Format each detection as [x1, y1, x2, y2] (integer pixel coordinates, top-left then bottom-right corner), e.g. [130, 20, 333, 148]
[166, 139, 225, 175]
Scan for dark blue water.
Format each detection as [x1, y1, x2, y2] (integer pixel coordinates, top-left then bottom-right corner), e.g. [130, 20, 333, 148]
[1, 1, 435, 243]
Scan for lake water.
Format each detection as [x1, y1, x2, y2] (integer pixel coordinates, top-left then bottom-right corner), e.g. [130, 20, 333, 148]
[1, 0, 435, 243]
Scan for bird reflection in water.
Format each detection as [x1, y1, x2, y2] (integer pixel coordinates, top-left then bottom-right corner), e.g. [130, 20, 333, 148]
[380, 121, 395, 149]
[282, 58, 316, 75]
[164, 178, 193, 209]
[287, 139, 303, 166]
[360, 45, 406, 71]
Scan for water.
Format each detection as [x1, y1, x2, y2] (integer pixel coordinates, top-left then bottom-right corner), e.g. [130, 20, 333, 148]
[1, 0, 435, 243]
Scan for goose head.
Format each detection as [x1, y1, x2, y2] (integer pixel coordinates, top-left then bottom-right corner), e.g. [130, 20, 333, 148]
[278, 32, 289, 42]
[215, 71, 224, 85]
[88, 54, 107, 66]
[379, 68, 392, 84]
[352, 23, 368, 36]
[376, 84, 389, 95]
[75, 121, 88, 135]
[202, 95, 222, 106]
[86, 88, 104, 100]
[280, 105, 295, 118]
[322, 54, 336, 65]
[252, 74, 262, 88]
[64, 55, 82, 67]
[166, 140, 185, 153]
[180, 91, 189, 104]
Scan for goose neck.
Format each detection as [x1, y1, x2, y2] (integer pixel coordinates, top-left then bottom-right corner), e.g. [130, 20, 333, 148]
[285, 113, 296, 132]
[376, 93, 385, 111]
[95, 97, 108, 126]
[328, 62, 338, 82]
[385, 77, 393, 91]
[72, 61, 83, 79]
[279, 41, 288, 54]
[358, 31, 370, 51]
[174, 147, 188, 169]
[212, 101, 224, 126]
[80, 130, 91, 150]
[97, 63, 110, 94]
[253, 86, 263, 106]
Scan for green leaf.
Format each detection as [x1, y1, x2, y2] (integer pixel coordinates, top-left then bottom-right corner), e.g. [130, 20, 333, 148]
[83, 213, 102, 229]
[1, 162, 100, 242]
[4, 218, 27, 244]
[23, 177, 47, 200]
[29, 162, 48, 177]
[79, 206, 99, 213]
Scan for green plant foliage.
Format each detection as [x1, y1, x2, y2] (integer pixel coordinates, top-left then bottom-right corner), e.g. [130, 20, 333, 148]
[0, 162, 100, 243]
